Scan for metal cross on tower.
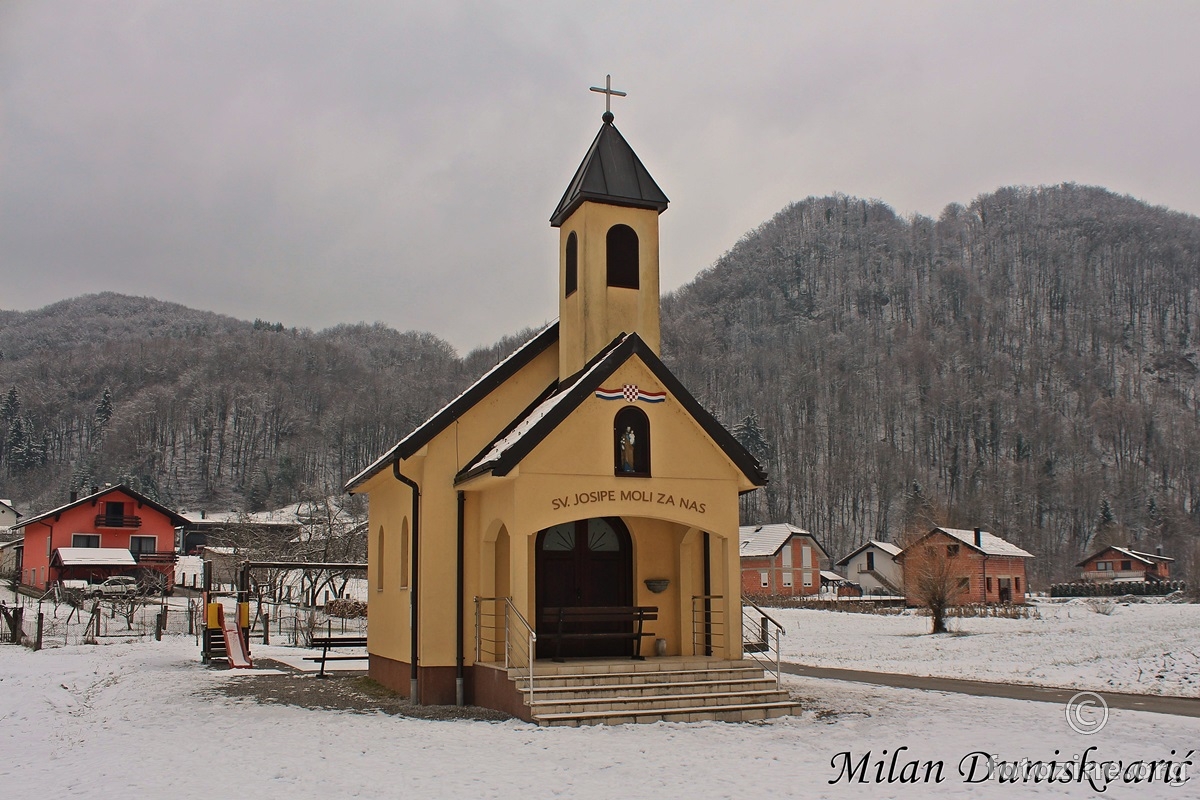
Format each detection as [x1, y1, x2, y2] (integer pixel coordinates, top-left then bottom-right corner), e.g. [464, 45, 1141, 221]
[589, 74, 626, 122]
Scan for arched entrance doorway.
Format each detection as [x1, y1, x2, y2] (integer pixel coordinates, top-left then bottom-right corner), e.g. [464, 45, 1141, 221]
[535, 517, 632, 659]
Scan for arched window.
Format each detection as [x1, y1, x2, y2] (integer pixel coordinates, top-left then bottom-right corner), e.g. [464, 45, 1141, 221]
[614, 405, 650, 476]
[606, 224, 639, 289]
[565, 232, 578, 297]
[400, 519, 410, 590]
[376, 526, 385, 592]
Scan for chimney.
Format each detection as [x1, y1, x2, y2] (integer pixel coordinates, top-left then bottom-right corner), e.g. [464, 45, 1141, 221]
[974, 527, 983, 547]
[90, 484, 98, 495]
[69, 490, 77, 503]
[1156, 544, 1164, 556]
[200, 510, 206, 520]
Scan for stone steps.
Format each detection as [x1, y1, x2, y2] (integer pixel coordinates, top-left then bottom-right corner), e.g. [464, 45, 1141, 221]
[509, 660, 800, 726]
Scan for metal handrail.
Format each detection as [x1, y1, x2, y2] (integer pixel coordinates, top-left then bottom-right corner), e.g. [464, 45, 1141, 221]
[741, 598, 786, 688]
[691, 594, 726, 656]
[474, 596, 537, 708]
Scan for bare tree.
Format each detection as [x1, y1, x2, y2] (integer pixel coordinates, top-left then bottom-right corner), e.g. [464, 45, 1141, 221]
[899, 532, 972, 634]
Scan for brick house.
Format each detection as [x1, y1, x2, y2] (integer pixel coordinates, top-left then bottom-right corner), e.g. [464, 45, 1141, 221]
[897, 526, 1034, 606]
[1077, 545, 1173, 582]
[739, 523, 828, 597]
[11, 485, 186, 591]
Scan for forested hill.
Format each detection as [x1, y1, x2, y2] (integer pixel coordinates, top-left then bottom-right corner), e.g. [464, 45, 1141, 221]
[2, 184, 1199, 583]
[660, 184, 1200, 582]
[0, 292, 536, 515]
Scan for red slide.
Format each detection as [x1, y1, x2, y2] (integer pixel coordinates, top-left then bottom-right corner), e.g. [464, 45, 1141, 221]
[219, 603, 253, 669]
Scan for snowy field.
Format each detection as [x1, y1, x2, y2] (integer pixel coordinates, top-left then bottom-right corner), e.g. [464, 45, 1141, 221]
[771, 598, 1200, 697]
[1, 637, 1197, 799]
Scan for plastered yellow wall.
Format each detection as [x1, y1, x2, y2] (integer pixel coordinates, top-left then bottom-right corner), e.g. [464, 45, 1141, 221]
[361, 343, 560, 667]
[461, 356, 748, 659]
[559, 203, 662, 377]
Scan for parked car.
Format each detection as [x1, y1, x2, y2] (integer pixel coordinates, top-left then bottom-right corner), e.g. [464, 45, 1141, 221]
[88, 576, 141, 598]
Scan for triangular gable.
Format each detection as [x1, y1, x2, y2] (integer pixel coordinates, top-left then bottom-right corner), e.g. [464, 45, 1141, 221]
[834, 539, 901, 567]
[0, 499, 21, 518]
[14, 484, 188, 530]
[550, 122, 669, 227]
[456, 332, 767, 487]
[345, 322, 559, 492]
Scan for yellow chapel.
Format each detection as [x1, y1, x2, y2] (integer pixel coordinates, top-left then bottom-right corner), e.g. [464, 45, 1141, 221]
[346, 89, 792, 724]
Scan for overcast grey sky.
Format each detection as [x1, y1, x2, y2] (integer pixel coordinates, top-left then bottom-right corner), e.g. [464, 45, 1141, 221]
[2, 2, 1197, 352]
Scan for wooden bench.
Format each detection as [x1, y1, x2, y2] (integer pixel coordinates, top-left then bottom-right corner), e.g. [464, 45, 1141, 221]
[540, 606, 658, 662]
[304, 635, 369, 678]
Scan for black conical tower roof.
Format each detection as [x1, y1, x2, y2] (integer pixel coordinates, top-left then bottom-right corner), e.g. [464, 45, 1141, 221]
[550, 119, 669, 228]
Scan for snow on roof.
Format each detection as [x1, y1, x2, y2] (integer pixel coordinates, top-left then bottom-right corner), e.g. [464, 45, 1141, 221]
[935, 527, 1034, 558]
[872, 540, 902, 557]
[834, 539, 902, 566]
[820, 570, 851, 582]
[462, 335, 632, 475]
[1118, 546, 1174, 563]
[53, 548, 136, 567]
[1076, 545, 1174, 567]
[180, 505, 304, 526]
[738, 523, 826, 559]
[346, 322, 557, 490]
[0, 498, 20, 516]
[467, 383, 578, 473]
[0, 537, 23, 550]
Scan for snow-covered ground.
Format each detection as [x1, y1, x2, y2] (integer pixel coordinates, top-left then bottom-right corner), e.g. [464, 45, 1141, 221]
[771, 598, 1200, 697]
[1, 637, 1197, 798]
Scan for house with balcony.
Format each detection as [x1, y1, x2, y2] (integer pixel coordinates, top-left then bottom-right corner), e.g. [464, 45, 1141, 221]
[11, 484, 187, 592]
[834, 539, 904, 597]
[1077, 545, 1173, 583]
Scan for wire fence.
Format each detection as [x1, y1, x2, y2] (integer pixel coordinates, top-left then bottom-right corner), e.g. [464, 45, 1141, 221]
[0, 585, 367, 651]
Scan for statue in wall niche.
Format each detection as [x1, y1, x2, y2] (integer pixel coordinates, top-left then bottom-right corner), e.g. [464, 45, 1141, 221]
[620, 426, 637, 472]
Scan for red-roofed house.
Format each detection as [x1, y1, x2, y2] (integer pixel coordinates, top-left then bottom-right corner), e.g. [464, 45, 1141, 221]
[897, 526, 1034, 606]
[11, 485, 186, 592]
[1077, 546, 1173, 582]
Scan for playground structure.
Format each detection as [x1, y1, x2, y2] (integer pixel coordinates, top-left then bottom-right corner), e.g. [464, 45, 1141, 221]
[200, 559, 367, 669]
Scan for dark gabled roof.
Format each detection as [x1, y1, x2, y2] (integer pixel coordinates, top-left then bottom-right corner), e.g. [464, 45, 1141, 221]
[344, 322, 560, 493]
[13, 484, 189, 529]
[456, 332, 767, 487]
[550, 121, 669, 228]
[1076, 545, 1174, 568]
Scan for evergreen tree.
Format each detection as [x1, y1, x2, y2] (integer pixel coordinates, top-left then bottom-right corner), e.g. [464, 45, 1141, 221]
[732, 412, 770, 462]
[94, 387, 113, 432]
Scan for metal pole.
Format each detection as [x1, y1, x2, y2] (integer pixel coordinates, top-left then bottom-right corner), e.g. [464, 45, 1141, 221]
[774, 628, 781, 688]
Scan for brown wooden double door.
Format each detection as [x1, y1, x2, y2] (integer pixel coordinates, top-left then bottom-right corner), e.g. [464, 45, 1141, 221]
[535, 517, 632, 659]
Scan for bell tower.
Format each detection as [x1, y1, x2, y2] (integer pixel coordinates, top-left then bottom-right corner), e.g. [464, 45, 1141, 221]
[551, 76, 669, 379]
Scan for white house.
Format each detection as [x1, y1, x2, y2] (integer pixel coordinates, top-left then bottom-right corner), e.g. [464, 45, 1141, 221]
[0, 499, 21, 533]
[834, 540, 903, 597]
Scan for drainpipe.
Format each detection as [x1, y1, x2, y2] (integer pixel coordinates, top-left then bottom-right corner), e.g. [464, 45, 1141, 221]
[702, 532, 712, 656]
[975, 528, 987, 605]
[393, 460, 420, 703]
[456, 490, 465, 707]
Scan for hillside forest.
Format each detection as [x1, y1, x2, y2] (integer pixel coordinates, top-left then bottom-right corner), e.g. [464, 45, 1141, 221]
[2, 184, 1198, 585]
